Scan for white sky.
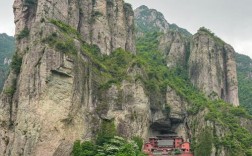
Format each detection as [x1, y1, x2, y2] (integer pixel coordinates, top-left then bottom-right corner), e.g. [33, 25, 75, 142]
[126, 0, 252, 58]
[0, 0, 15, 36]
[1, 0, 252, 58]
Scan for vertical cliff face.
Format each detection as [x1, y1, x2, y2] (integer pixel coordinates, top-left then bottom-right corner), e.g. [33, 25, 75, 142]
[14, 0, 135, 55]
[134, 6, 246, 155]
[0, 0, 139, 155]
[135, 6, 239, 106]
[0, 2, 247, 156]
[189, 28, 239, 106]
[158, 31, 189, 67]
[75, 0, 136, 54]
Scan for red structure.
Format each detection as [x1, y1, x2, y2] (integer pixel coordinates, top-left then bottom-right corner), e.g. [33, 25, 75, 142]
[143, 135, 193, 156]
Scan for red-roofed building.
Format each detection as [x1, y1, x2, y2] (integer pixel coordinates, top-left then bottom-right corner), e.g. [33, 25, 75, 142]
[143, 135, 193, 156]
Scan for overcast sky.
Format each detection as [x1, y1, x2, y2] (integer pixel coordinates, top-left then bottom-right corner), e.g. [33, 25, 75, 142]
[125, 0, 252, 58]
[0, 0, 15, 36]
[1, 0, 251, 58]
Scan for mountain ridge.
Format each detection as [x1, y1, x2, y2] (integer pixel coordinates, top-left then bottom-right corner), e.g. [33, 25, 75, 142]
[0, 1, 251, 156]
[134, 5, 192, 38]
[0, 33, 15, 91]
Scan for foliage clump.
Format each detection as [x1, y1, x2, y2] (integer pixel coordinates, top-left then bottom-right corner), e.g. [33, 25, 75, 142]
[72, 120, 145, 156]
[123, 3, 134, 16]
[24, 0, 37, 6]
[42, 20, 78, 55]
[96, 120, 117, 145]
[4, 86, 16, 97]
[49, 19, 80, 37]
[198, 27, 225, 46]
[194, 127, 213, 156]
[11, 53, 22, 74]
[17, 27, 29, 40]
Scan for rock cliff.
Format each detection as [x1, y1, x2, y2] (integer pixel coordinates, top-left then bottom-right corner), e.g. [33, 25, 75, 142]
[135, 6, 239, 106]
[134, 5, 169, 35]
[134, 5, 248, 156]
[135, 5, 191, 68]
[0, 2, 250, 156]
[158, 31, 189, 68]
[189, 28, 239, 106]
[0, 0, 138, 155]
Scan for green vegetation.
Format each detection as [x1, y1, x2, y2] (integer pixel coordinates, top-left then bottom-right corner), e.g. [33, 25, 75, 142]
[96, 120, 117, 145]
[194, 127, 213, 156]
[236, 53, 252, 115]
[5, 52, 22, 97]
[135, 9, 164, 33]
[73, 140, 97, 156]
[169, 23, 192, 38]
[135, 6, 191, 38]
[17, 27, 30, 40]
[106, 0, 114, 6]
[73, 136, 145, 156]
[11, 53, 22, 74]
[3, 73, 18, 98]
[43, 34, 77, 55]
[4, 86, 16, 97]
[123, 3, 134, 16]
[42, 20, 78, 55]
[44, 19, 252, 155]
[136, 32, 252, 155]
[198, 27, 225, 46]
[0, 33, 15, 91]
[132, 136, 144, 151]
[24, 0, 37, 6]
[49, 19, 80, 37]
[72, 120, 145, 156]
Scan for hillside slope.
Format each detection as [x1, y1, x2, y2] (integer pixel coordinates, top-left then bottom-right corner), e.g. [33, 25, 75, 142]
[0, 33, 15, 91]
[236, 53, 252, 114]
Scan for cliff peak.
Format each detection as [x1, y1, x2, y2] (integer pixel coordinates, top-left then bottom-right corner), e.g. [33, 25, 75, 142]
[189, 27, 239, 106]
[134, 5, 191, 38]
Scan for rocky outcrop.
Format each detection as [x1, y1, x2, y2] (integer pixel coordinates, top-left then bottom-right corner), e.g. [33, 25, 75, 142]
[135, 7, 239, 106]
[76, 0, 136, 55]
[0, 1, 246, 156]
[158, 31, 189, 67]
[134, 5, 191, 38]
[0, 0, 137, 155]
[101, 80, 150, 138]
[189, 28, 239, 106]
[14, 0, 135, 55]
[134, 5, 169, 35]
[134, 6, 191, 68]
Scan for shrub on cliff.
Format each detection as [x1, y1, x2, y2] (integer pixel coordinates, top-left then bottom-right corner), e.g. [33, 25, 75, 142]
[11, 53, 22, 74]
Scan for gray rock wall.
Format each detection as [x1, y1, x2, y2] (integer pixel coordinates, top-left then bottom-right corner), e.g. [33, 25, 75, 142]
[0, 0, 137, 155]
[189, 30, 239, 106]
